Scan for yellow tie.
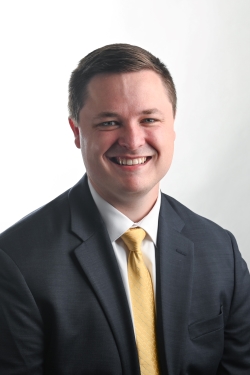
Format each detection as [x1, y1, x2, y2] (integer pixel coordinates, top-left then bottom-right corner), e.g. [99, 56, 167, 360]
[121, 228, 160, 375]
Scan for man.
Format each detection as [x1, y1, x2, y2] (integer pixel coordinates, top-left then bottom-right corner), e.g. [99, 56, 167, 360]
[0, 44, 250, 375]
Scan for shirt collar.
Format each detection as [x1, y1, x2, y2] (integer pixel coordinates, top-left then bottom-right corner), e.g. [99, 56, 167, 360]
[88, 179, 161, 245]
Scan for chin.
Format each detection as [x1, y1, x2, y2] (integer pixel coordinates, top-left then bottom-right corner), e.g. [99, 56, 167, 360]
[119, 182, 157, 197]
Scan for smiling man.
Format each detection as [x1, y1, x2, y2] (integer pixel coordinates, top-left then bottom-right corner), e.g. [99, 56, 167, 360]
[69, 69, 175, 221]
[0, 44, 250, 375]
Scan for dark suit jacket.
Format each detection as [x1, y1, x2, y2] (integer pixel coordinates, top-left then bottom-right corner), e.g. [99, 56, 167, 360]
[0, 175, 250, 374]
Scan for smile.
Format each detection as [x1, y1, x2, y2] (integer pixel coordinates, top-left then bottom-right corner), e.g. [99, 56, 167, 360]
[110, 157, 151, 166]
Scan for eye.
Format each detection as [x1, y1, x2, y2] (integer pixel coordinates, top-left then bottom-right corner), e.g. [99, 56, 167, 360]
[102, 121, 117, 126]
[142, 118, 157, 124]
[98, 121, 119, 128]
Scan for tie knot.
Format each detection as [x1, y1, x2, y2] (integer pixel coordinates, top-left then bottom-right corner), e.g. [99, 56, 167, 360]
[121, 227, 146, 253]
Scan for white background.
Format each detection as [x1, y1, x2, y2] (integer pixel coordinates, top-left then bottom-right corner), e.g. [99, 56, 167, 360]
[0, 0, 249, 264]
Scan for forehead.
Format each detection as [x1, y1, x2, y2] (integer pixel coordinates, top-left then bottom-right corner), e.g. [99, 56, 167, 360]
[85, 70, 171, 106]
[78, 70, 174, 123]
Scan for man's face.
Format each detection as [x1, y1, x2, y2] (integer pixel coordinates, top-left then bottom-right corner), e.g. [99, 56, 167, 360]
[70, 69, 175, 205]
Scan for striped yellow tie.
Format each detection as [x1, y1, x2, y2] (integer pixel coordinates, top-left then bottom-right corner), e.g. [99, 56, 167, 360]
[121, 228, 160, 375]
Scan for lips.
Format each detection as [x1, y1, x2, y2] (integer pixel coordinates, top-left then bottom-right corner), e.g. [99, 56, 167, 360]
[110, 157, 151, 166]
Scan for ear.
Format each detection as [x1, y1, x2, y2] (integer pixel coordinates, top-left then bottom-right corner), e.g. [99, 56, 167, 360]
[68, 118, 81, 149]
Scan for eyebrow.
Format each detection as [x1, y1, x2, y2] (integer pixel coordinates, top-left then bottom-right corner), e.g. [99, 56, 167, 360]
[93, 108, 163, 120]
[93, 112, 119, 120]
[139, 108, 163, 115]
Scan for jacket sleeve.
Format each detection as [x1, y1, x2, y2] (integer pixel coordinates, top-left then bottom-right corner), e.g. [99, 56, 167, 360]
[217, 231, 250, 374]
[0, 248, 44, 374]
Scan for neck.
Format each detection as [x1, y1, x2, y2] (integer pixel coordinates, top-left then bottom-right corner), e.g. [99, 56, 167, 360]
[89, 181, 159, 222]
[112, 192, 159, 222]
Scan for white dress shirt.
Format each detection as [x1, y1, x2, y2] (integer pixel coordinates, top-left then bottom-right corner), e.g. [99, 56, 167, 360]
[88, 180, 161, 322]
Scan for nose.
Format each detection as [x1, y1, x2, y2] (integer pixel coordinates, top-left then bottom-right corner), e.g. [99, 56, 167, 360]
[118, 123, 145, 151]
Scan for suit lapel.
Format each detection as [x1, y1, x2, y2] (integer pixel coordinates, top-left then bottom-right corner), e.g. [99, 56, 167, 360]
[68, 176, 140, 375]
[156, 195, 194, 375]
[68, 177, 194, 375]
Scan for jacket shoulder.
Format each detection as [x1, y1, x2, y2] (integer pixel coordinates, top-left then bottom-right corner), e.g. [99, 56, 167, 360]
[0, 189, 70, 250]
[161, 193, 233, 243]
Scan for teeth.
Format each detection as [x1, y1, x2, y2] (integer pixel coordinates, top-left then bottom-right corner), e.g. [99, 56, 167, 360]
[117, 157, 147, 165]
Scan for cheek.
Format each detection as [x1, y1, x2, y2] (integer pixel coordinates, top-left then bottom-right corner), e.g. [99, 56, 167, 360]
[148, 127, 175, 152]
[80, 132, 115, 162]
[164, 131, 175, 158]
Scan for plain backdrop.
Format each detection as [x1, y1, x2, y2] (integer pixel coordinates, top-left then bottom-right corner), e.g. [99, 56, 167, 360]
[0, 0, 249, 265]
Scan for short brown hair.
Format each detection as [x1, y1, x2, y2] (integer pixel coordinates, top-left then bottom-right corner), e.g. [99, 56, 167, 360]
[68, 43, 177, 122]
